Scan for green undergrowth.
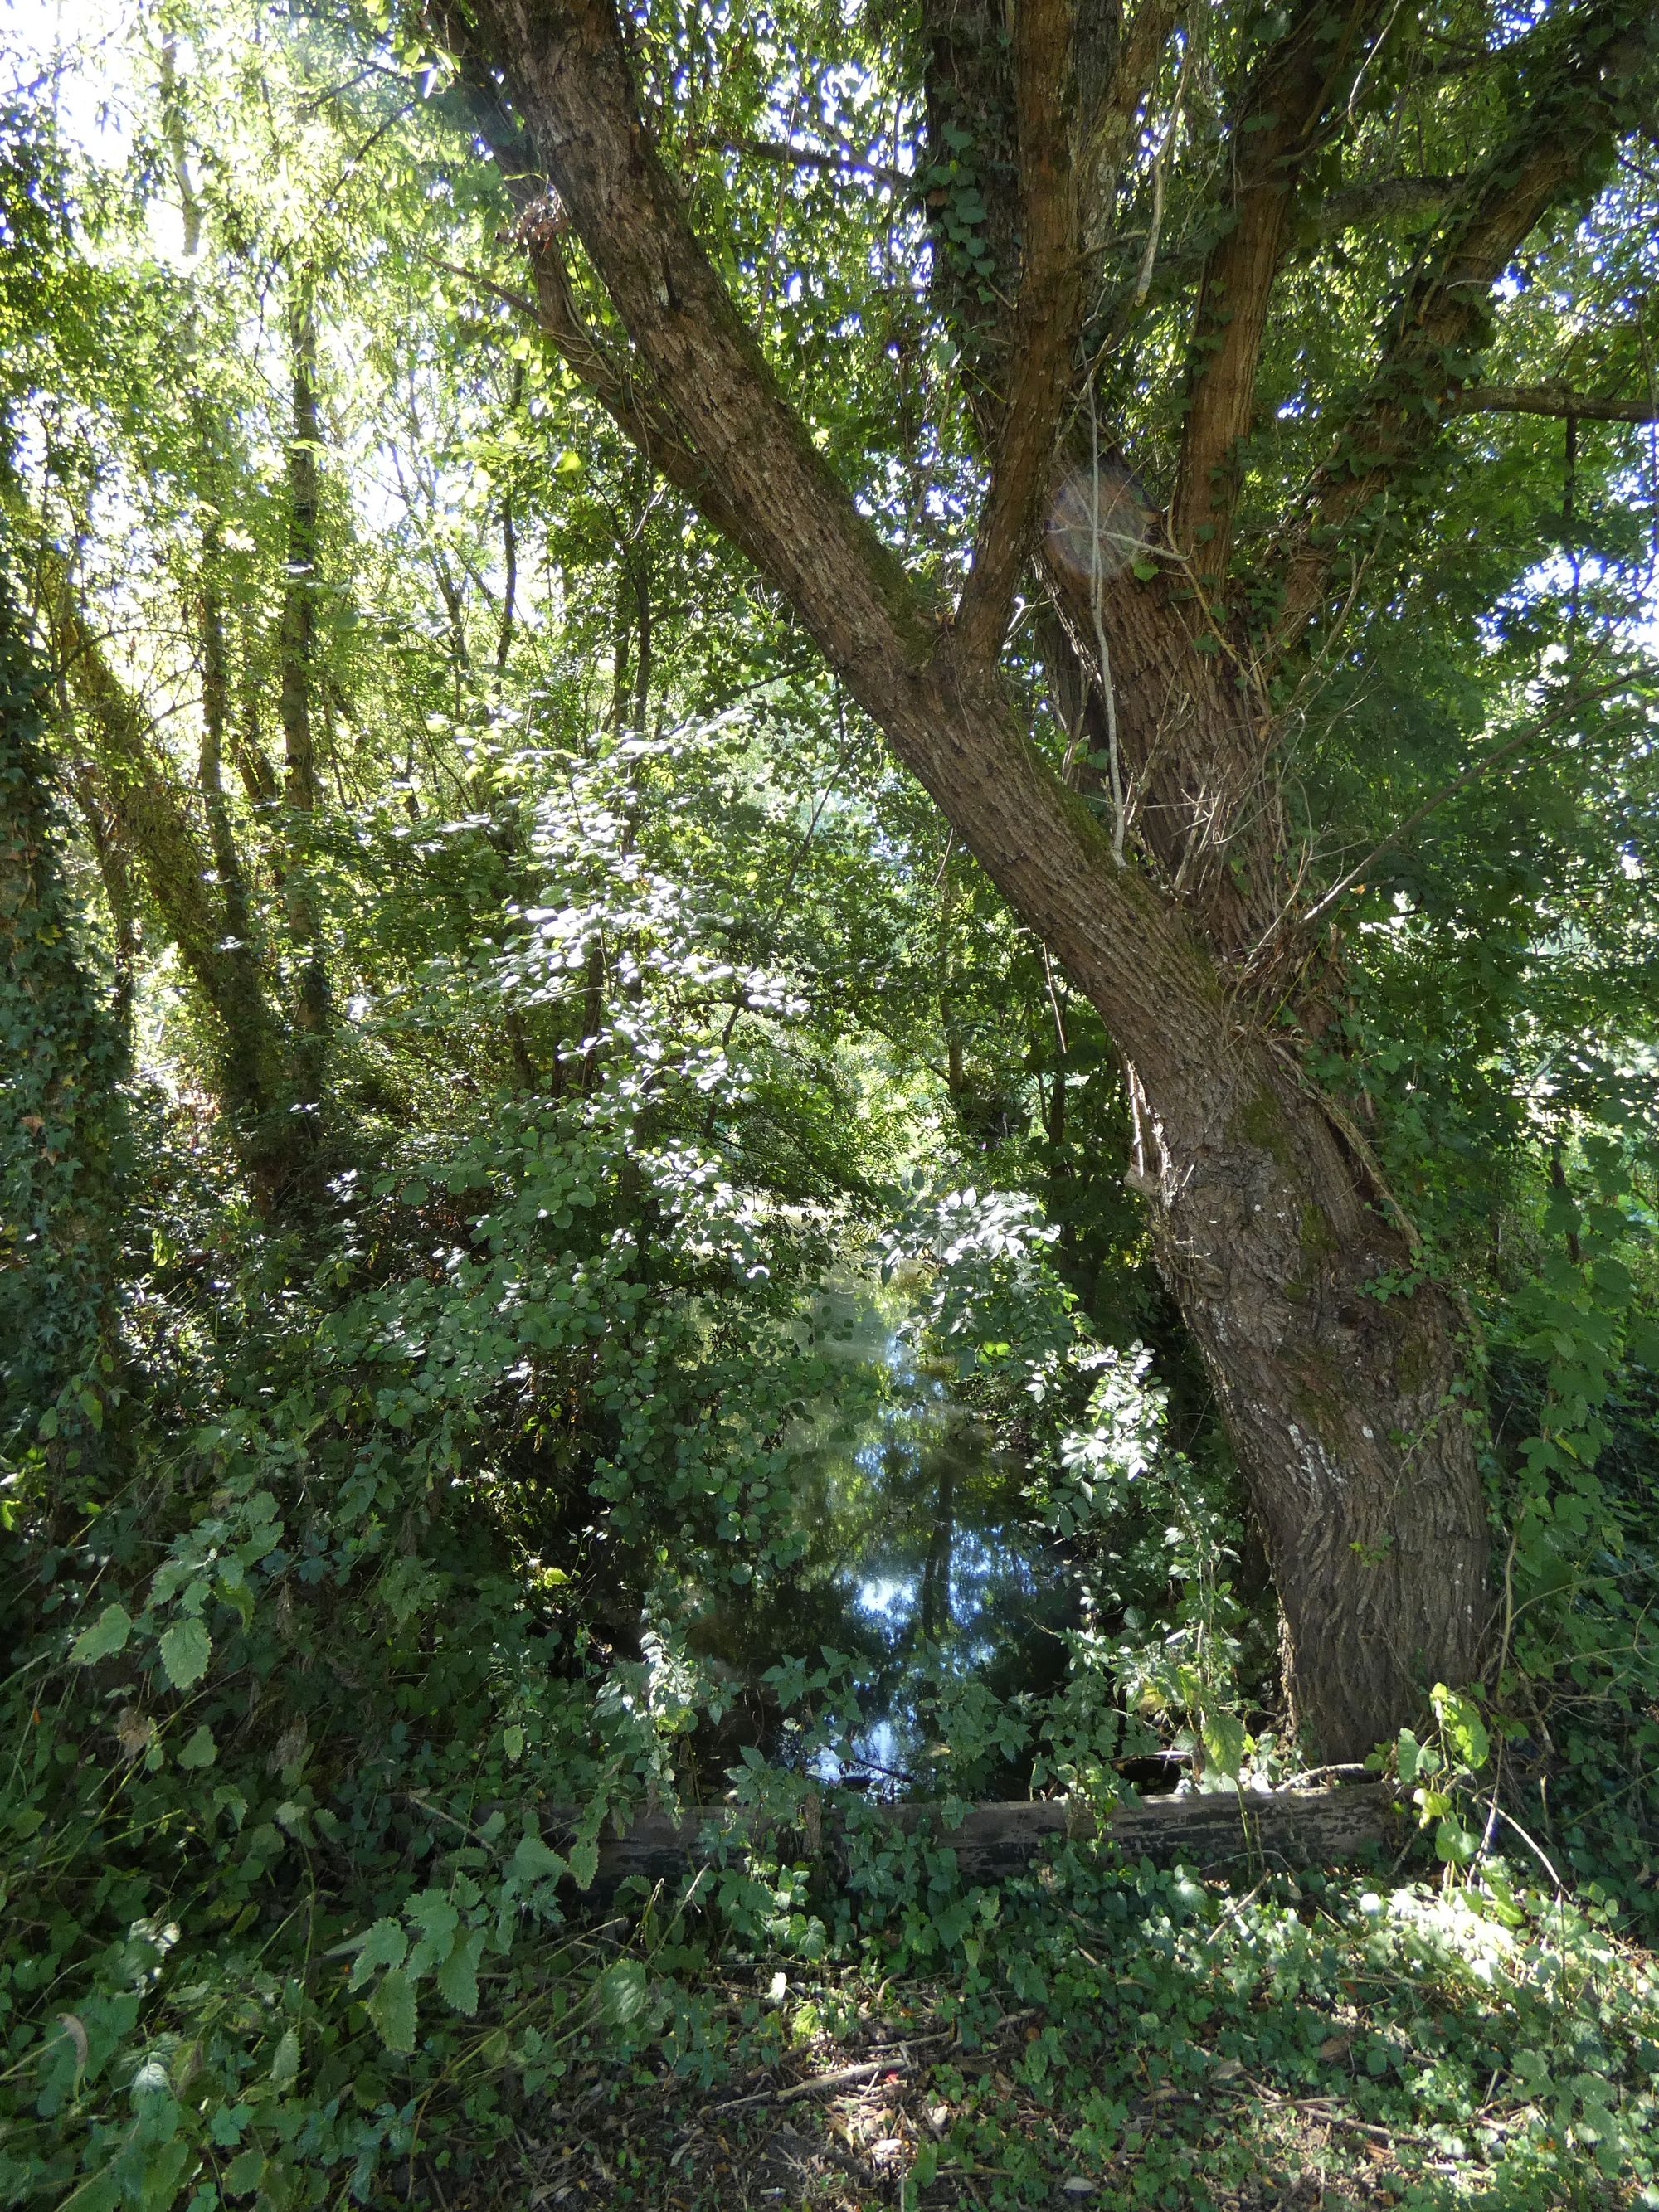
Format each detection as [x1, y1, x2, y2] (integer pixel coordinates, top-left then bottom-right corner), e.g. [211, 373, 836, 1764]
[498, 1852, 1623, 2210]
[525, 1837, 1659, 2212]
[7, 1722, 1659, 2212]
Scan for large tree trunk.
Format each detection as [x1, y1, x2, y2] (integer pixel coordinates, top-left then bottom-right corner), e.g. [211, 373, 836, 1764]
[444, 0, 1497, 1757]
[893, 652, 1488, 1758]
[1126, 1057, 1486, 1758]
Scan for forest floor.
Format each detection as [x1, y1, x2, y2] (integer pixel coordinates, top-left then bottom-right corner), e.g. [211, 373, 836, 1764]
[425, 1850, 1659, 2212]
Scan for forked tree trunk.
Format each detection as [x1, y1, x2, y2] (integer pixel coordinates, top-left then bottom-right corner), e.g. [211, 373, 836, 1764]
[445, 0, 1496, 1758]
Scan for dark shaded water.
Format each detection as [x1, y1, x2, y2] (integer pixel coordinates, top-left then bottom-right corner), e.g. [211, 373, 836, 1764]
[689, 1279, 1080, 1793]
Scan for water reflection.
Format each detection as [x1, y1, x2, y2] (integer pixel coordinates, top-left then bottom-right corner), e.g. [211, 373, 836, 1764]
[688, 1278, 1079, 1795]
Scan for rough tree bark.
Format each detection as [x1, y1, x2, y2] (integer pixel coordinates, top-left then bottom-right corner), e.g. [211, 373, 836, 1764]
[435, 0, 1654, 1754]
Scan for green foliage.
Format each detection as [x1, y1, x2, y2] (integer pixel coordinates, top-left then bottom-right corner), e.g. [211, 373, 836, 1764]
[1, 2, 1657, 2205]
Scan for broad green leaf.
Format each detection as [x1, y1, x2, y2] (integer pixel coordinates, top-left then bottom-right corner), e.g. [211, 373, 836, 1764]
[223, 2147, 266, 2195]
[435, 1928, 483, 2016]
[592, 1957, 648, 2030]
[1199, 1708, 1247, 1780]
[71, 1602, 133, 1665]
[406, 1889, 460, 1979]
[1432, 1685, 1490, 1773]
[177, 1723, 217, 1769]
[270, 2028, 299, 2090]
[509, 1833, 565, 1884]
[503, 1723, 525, 1763]
[567, 1832, 599, 1892]
[1395, 1727, 1422, 1789]
[1435, 1811, 1480, 1866]
[348, 1918, 408, 1991]
[159, 1617, 212, 1691]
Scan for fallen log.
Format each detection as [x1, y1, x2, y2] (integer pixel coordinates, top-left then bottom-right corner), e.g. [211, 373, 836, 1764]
[562, 1780, 1396, 1892]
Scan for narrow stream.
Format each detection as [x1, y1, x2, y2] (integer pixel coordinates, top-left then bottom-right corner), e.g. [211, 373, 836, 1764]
[689, 1278, 1080, 1794]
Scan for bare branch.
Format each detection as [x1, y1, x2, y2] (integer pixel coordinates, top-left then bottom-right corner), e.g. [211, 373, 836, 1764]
[682, 132, 908, 191]
[1078, 0, 1185, 263]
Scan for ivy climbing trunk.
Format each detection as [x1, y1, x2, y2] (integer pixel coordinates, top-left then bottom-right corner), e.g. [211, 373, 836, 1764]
[0, 552, 126, 1490]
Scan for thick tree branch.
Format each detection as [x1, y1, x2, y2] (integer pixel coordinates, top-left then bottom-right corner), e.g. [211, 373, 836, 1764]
[1170, 0, 1387, 579]
[1311, 173, 1464, 236]
[1271, 0, 1659, 652]
[438, 46, 768, 564]
[1448, 383, 1659, 423]
[955, 0, 1082, 665]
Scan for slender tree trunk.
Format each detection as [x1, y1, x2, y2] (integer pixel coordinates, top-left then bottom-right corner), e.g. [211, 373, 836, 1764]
[1, 556, 126, 1489]
[279, 269, 328, 1121]
[68, 775, 139, 1041]
[608, 566, 633, 738]
[627, 556, 651, 739]
[936, 858, 966, 1116]
[496, 495, 518, 673]
[197, 514, 275, 1132]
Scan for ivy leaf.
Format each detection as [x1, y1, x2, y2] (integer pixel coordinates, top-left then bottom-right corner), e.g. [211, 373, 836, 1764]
[367, 1968, 418, 2054]
[71, 1602, 132, 1665]
[159, 1617, 212, 1691]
